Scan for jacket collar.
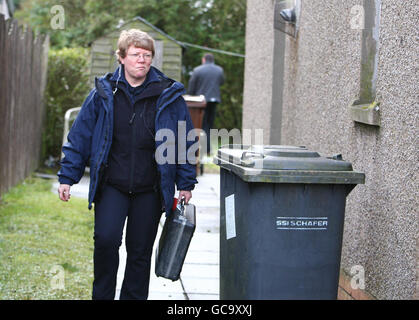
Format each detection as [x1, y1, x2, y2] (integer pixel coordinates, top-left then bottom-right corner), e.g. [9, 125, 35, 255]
[114, 65, 175, 101]
[109, 64, 163, 87]
[95, 66, 184, 109]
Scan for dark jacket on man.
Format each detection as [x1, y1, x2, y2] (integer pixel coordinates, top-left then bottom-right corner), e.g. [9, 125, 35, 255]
[188, 61, 224, 103]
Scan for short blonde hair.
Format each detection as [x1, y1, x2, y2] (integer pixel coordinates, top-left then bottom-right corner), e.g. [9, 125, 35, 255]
[115, 29, 155, 63]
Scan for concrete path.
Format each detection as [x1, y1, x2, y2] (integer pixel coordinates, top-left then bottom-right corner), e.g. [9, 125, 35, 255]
[52, 173, 220, 300]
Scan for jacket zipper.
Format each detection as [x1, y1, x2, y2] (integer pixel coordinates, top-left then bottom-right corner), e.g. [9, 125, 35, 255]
[128, 93, 155, 194]
[129, 104, 136, 194]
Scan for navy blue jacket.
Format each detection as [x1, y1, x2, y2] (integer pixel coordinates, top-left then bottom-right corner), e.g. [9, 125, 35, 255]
[58, 66, 198, 215]
[106, 65, 164, 194]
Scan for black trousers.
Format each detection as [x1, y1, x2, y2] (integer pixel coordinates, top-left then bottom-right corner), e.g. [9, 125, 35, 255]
[202, 101, 218, 155]
[92, 184, 162, 300]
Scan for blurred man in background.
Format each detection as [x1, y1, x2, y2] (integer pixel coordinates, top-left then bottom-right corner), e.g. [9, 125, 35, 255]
[188, 53, 224, 156]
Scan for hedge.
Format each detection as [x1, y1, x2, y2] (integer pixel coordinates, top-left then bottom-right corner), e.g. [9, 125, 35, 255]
[42, 48, 90, 162]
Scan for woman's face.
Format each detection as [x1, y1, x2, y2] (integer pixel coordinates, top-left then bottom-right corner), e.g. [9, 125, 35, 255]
[120, 45, 153, 86]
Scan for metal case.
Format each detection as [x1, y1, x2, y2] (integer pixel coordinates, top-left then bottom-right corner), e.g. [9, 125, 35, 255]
[155, 201, 196, 281]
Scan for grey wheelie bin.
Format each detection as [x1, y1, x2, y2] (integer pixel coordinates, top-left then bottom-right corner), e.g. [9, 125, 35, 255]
[214, 145, 365, 300]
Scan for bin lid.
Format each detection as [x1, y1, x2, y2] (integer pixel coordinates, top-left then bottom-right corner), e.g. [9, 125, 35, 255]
[182, 95, 206, 108]
[213, 145, 365, 184]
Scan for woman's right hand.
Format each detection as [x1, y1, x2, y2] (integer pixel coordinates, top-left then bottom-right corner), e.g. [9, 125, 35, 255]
[58, 184, 71, 202]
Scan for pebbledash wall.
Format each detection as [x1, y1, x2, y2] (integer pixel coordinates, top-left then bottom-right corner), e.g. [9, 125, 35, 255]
[242, 0, 418, 299]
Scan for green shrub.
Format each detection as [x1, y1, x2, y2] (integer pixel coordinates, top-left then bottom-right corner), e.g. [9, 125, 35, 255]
[42, 48, 90, 162]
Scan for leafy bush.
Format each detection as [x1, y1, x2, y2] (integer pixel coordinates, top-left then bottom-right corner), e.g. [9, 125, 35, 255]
[42, 48, 90, 161]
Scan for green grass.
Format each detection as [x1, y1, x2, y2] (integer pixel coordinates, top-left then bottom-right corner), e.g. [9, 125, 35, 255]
[0, 176, 94, 300]
[202, 163, 220, 174]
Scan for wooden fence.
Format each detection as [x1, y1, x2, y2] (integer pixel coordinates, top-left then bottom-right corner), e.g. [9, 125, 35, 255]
[0, 15, 49, 198]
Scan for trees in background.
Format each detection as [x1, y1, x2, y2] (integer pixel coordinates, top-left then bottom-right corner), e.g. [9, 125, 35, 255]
[14, 0, 246, 159]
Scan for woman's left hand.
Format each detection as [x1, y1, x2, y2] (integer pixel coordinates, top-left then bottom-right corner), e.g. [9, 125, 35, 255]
[178, 190, 192, 204]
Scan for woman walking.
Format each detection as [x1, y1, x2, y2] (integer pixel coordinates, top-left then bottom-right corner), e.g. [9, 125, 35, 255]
[57, 29, 197, 300]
